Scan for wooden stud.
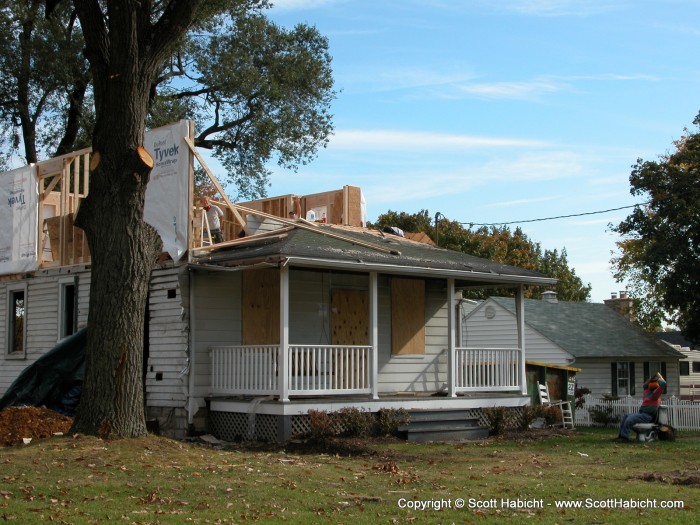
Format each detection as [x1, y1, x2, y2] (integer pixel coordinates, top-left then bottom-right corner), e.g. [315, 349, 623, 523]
[183, 136, 250, 235]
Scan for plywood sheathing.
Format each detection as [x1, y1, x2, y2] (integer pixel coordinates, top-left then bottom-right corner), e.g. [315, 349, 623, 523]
[391, 278, 426, 355]
[331, 288, 370, 388]
[241, 268, 280, 345]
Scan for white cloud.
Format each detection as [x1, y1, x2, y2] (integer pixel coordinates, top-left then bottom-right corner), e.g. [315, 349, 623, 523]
[493, 0, 624, 17]
[477, 151, 585, 182]
[270, 0, 338, 10]
[330, 129, 548, 150]
[456, 80, 562, 100]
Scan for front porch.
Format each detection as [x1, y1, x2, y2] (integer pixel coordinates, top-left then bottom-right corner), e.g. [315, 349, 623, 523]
[209, 344, 523, 399]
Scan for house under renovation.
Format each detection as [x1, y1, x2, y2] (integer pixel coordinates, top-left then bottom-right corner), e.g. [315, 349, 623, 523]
[0, 121, 557, 442]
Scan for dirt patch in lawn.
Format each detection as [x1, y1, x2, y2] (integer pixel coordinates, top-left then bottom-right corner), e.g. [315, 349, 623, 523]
[0, 406, 73, 446]
[637, 470, 700, 488]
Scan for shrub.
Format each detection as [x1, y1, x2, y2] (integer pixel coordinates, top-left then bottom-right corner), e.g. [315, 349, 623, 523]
[520, 405, 546, 429]
[308, 409, 338, 440]
[482, 406, 516, 435]
[575, 387, 591, 410]
[376, 408, 410, 436]
[590, 406, 619, 427]
[542, 405, 562, 426]
[336, 407, 373, 437]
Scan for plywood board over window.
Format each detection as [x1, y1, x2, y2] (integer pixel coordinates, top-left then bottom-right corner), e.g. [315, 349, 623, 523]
[242, 268, 280, 344]
[391, 278, 425, 355]
[331, 289, 368, 345]
[331, 289, 369, 388]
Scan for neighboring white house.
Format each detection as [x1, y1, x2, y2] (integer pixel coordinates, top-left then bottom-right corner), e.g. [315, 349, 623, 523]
[462, 292, 684, 398]
[656, 332, 700, 399]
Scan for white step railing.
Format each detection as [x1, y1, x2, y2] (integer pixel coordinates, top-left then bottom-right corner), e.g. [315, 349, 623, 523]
[210, 344, 372, 397]
[575, 394, 700, 431]
[455, 347, 521, 392]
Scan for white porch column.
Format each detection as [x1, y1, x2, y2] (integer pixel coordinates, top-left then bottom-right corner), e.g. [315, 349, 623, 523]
[187, 269, 197, 425]
[279, 265, 290, 402]
[370, 271, 379, 399]
[516, 284, 527, 395]
[447, 278, 457, 397]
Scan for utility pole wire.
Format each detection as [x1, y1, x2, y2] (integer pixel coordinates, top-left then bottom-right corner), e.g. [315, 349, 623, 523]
[461, 202, 650, 227]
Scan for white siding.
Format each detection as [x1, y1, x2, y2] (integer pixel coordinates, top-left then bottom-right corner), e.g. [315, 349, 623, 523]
[574, 358, 681, 397]
[145, 265, 189, 409]
[463, 299, 574, 367]
[0, 266, 90, 396]
[191, 269, 242, 400]
[677, 348, 700, 393]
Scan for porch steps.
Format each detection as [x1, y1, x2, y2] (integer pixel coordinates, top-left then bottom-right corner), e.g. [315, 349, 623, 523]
[399, 409, 490, 442]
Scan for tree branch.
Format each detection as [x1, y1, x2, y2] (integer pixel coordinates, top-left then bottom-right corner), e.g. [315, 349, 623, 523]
[55, 77, 89, 156]
[148, 0, 205, 65]
[195, 138, 239, 150]
[73, 0, 109, 71]
[196, 112, 254, 142]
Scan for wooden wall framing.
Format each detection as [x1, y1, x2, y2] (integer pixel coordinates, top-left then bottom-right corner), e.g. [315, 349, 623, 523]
[37, 148, 92, 268]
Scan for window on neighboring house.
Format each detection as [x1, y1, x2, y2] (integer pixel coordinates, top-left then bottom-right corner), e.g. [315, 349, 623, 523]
[693, 362, 700, 374]
[680, 361, 690, 376]
[644, 361, 667, 393]
[7, 285, 27, 357]
[59, 278, 78, 340]
[611, 361, 635, 396]
[644, 361, 664, 380]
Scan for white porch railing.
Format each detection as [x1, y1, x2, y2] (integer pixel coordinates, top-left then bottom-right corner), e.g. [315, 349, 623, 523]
[211, 345, 279, 395]
[211, 345, 522, 397]
[288, 345, 371, 395]
[575, 394, 700, 432]
[455, 347, 521, 392]
[210, 344, 372, 397]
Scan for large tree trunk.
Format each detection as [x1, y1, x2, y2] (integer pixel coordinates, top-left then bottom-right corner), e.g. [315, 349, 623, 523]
[70, 0, 203, 438]
[72, 77, 161, 438]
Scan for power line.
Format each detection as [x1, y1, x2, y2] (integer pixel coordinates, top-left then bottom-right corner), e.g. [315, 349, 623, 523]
[462, 202, 649, 227]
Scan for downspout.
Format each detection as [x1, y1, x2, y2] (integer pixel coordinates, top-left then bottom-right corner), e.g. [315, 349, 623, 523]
[516, 284, 527, 395]
[448, 278, 456, 397]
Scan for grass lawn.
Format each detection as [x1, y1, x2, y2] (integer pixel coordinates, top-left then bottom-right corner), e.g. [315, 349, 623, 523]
[0, 426, 697, 524]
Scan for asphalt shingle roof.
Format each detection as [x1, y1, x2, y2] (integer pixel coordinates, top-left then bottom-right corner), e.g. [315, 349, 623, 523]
[198, 225, 555, 285]
[491, 297, 683, 359]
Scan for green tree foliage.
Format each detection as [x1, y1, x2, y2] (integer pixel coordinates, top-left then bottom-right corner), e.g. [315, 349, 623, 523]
[373, 210, 591, 302]
[611, 112, 700, 341]
[0, 0, 336, 200]
[0, 0, 90, 164]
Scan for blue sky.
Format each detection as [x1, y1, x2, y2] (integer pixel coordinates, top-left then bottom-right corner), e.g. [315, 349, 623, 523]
[261, 0, 700, 303]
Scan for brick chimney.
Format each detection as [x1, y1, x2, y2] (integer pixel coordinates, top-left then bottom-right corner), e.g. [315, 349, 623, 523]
[604, 291, 635, 321]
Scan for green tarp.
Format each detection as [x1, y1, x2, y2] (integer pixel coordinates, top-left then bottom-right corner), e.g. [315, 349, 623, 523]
[0, 328, 85, 413]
